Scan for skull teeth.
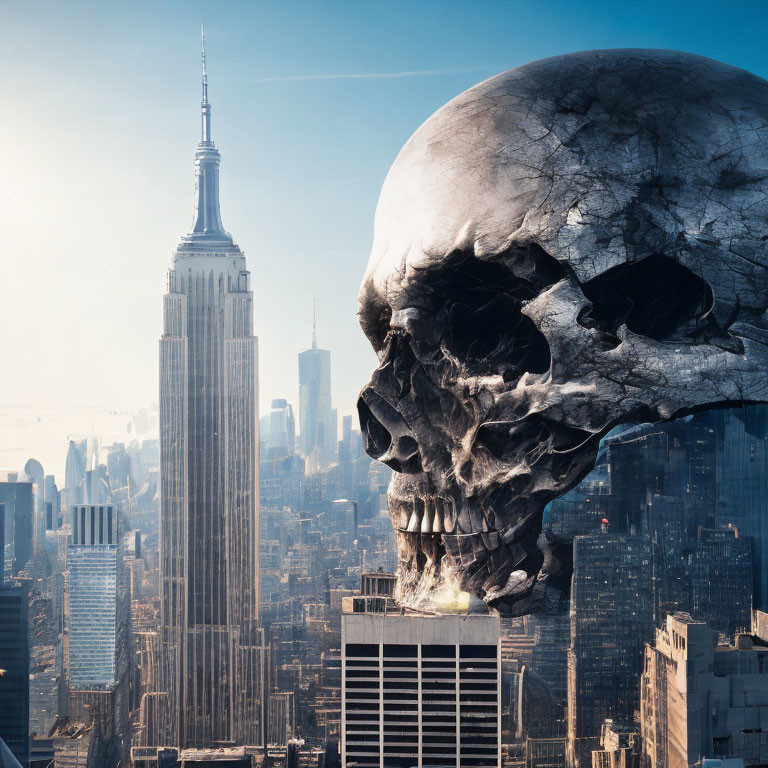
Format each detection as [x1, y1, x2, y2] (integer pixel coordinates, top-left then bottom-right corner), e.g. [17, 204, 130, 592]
[432, 500, 443, 534]
[393, 494, 511, 542]
[396, 530, 447, 574]
[396, 496, 453, 534]
[406, 502, 420, 532]
[421, 501, 435, 533]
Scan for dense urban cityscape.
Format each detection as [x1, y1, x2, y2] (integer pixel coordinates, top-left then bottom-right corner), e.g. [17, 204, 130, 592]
[6, 6, 768, 768]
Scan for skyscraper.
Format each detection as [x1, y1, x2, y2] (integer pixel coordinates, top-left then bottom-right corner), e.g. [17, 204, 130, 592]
[0, 580, 29, 766]
[66, 504, 124, 688]
[0, 479, 34, 576]
[567, 533, 653, 768]
[688, 527, 752, 637]
[159, 29, 260, 748]
[299, 308, 337, 473]
[23, 458, 46, 555]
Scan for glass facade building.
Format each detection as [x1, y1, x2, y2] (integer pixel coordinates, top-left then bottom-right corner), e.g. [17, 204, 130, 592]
[67, 504, 120, 689]
[299, 335, 337, 473]
[0, 581, 29, 766]
[567, 534, 653, 768]
[0, 480, 34, 577]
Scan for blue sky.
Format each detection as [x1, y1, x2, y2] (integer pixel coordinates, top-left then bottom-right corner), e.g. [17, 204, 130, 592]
[2, 0, 768, 473]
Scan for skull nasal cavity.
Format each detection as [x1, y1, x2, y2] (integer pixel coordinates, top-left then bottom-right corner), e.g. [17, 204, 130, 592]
[438, 257, 551, 377]
[357, 391, 423, 473]
[357, 395, 392, 459]
[580, 255, 714, 341]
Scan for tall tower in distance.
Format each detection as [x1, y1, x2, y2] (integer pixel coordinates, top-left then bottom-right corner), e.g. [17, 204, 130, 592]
[159, 27, 260, 748]
[298, 303, 337, 473]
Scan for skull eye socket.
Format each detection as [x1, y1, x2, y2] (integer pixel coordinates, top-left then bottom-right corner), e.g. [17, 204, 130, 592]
[436, 257, 551, 377]
[580, 254, 714, 342]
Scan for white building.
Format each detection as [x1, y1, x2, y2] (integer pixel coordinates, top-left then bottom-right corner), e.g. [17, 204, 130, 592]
[342, 603, 501, 768]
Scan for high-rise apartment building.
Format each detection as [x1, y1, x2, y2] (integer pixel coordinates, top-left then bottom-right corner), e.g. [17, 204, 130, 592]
[0, 580, 29, 766]
[299, 314, 337, 473]
[158, 30, 260, 748]
[66, 504, 124, 689]
[567, 534, 653, 768]
[341, 600, 501, 768]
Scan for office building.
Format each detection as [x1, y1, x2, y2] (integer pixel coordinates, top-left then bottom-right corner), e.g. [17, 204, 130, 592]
[703, 405, 768, 607]
[0, 480, 34, 576]
[342, 601, 501, 768]
[158, 30, 260, 748]
[0, 581, 30, 766]
[688, 528, 752, 637]
[567, 534, 653, 768]
[641, 611, 768, 768]
[66, 504, 124, 689]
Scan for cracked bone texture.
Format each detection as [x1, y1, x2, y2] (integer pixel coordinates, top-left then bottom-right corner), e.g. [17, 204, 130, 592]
[357, 49, 768, 616]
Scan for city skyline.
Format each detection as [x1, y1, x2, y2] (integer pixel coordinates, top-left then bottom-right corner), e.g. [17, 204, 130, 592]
[5, 5, 768, 767]
[4, 0, 768, 480]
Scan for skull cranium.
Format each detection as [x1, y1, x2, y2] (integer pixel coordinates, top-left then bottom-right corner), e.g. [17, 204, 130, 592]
[357, 49, 768, 616]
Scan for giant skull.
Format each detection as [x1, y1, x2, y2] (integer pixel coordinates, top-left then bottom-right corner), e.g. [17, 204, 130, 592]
[357, 49, 768, 616]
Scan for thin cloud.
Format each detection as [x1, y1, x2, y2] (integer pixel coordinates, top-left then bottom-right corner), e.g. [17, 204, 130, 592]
[255, 67, 478, 83]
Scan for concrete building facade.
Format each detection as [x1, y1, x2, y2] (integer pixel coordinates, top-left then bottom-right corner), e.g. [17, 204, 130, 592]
[641, 611, 768, 768]
[341, 609, 501, 768]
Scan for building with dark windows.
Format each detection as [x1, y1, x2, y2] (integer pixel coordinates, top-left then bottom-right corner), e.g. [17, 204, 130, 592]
[567, 534, 653, 768]
[341, 596, 501, 768]
[0, 479, 34, 576]
[688, 527, 752, 637]
[0, 580, 29, 766]
[703, 405, 768, 607]
[157, 28, 260, 748]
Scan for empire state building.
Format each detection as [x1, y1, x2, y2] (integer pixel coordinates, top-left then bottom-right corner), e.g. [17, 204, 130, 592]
[159, 30, 260, 747]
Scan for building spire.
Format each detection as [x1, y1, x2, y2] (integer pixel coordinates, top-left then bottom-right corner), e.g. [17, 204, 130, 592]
[186, 23, 229, 242]
[312, 299, 318, 349]
[200, 22, 211, 144]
